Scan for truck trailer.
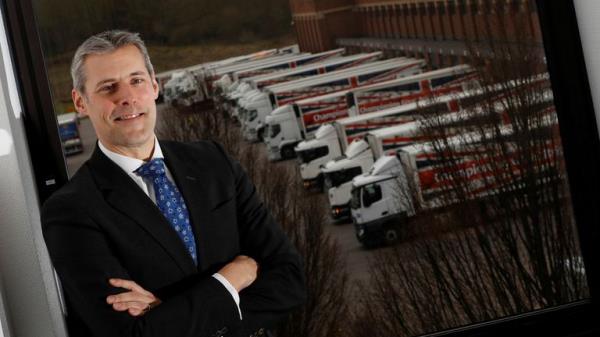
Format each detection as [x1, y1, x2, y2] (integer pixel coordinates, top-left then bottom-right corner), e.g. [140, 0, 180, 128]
[319, 83, 554, 220]
[263, 58, 426, 160]
[235, 52, 383, 139]
[350, 114, 559, 247]
[294, 65, 477, 189]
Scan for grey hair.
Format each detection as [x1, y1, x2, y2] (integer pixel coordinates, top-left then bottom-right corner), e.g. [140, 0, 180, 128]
[71, 30, 155, 94]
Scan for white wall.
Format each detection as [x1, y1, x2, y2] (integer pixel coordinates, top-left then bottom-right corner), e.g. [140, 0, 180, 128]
[0, 7, 68, 337]
[574, 0, 600, 134]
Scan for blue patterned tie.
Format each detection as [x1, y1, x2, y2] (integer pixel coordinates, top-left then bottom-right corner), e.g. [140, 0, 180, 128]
[135, 158, 197, 265]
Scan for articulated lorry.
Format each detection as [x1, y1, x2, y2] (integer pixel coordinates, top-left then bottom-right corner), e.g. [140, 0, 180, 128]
[221, 48, 347, 110]
[174, 46, 296, 104]
[234, 52, 383, 136]
[323, 122, 427, 219]
[263, 58, 426, 159]
[321, 100, 495, 219]
[193, 52, 307, 104]
[225, 52, 382, 123]
[294, 65, 477, 189]
[319, 82, 554, 220]
[243, 52, 383, 90]
[163, 51, 306, 108]
[232, 52, 382, 122]
[350, 112, 559, 247]
[230, 48, 345, 83]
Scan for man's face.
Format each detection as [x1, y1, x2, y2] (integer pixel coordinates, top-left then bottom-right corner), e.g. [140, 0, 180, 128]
[72, 45, 159, 153]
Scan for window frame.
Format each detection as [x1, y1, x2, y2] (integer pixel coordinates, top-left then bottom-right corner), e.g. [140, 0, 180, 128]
[1, 0, 68, 202]
[2, 0, 598, 336]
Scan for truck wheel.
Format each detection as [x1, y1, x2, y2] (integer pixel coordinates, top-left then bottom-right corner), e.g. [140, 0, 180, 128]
[383, 227, 399, 245]
[281, 146, 296, 159]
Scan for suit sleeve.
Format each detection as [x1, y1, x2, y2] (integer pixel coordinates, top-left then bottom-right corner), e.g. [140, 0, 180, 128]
[211, 141, 307, 335]
[42, 194, 243, 337]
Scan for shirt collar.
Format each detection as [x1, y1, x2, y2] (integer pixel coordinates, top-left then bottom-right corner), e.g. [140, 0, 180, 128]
[98, 137, 164, 175]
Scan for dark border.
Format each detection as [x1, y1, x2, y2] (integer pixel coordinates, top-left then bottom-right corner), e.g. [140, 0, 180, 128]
[536, 0, 599, 301]
[427, 1, 600, 335]
[1, 0, 598, 336]
[1, 0, 68, 203]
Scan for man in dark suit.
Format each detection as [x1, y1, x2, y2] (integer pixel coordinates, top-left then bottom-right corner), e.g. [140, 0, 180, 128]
[41, 30, 305, 337]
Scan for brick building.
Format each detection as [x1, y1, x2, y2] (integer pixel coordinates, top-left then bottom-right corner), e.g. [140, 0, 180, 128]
[289, 0, 542, 69]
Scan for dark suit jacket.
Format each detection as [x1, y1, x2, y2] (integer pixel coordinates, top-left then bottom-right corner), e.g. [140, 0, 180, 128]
[41, 140, 306, 337]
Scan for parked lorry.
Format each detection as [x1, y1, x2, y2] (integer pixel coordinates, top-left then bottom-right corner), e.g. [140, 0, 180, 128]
[294, 65, 477, 189]
[162, 70, 206, 107]
[243, 52, 382, 90]
[221, 48, 347, 110]
[322, 100, 496, 219]
[202, 52, 308, 94]
[165, 51, 315, 108]
[318, 83, 553, 220]
[263, 58, 426, 160]
[350, 115, 558, 247]
[323, 122, 426, 219]
[233, 52, 383, 135]
[236, 57, 415, 124]
[230, 48, 345, 82]
[57, 112, 83, 156]
[172, 46, 288, 103]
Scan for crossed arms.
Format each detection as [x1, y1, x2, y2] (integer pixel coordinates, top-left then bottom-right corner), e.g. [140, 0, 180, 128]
[41, 142, 306, 337]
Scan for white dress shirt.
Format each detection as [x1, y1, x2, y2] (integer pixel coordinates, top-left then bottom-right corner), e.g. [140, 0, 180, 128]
[98, 138, 242, 319]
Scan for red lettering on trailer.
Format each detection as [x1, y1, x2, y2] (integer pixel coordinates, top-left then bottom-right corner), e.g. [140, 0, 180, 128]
[420, 79, 431, 93]
[358, 85, 464, 113]
[303, 107, 350, 125]
[416, 141, 561, 199]
[448, 99, 460, 112]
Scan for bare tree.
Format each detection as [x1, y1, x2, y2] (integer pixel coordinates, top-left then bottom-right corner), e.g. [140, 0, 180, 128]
[349, 2, 588, 336]
[157, 103, 351, 337]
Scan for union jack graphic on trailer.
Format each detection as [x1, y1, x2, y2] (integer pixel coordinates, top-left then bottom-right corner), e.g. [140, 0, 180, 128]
[232, 48, 346, 81]
[265, 58, 425, 111]
[296, 64, 478, 135]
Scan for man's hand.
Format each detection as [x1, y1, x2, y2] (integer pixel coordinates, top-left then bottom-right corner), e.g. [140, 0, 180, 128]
[218, 255, 259, 292]
[106, 279, 161, 316]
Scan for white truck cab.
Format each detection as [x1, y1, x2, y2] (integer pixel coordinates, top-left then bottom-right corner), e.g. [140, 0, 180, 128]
[226, 82, 253, 119]
[322, 139, 373, 219]
[163, 70, 205, 107]
[295, 124, 342, 190]
[321, 122, 421, 219]
[236, 89, 263, 133]
[265, 105, 299, 160]
[240, 91, 274, 141]
[350, 155, 410, 247]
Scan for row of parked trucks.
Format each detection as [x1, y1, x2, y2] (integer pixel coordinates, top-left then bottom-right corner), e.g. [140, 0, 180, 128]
[165, 46, 555, 248]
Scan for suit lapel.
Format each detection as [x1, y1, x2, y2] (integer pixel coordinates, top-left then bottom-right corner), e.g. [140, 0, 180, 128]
[160, 141, 213, 271]
[87, 145, 198, 275]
